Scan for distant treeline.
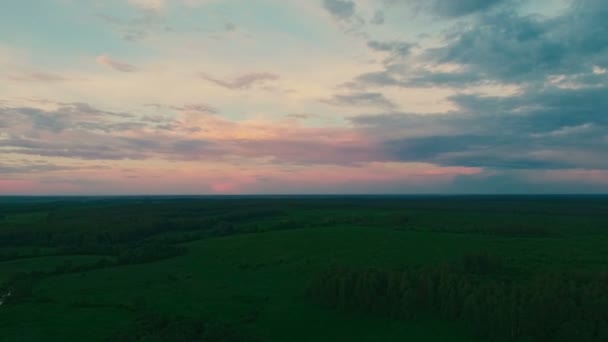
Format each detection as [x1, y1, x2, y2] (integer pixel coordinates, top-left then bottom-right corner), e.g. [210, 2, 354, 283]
[308, 253, 608, 342]
[3, 197, 608, 256]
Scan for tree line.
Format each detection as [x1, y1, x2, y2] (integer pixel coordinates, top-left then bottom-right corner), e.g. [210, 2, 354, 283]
[308, 256, 608, 342]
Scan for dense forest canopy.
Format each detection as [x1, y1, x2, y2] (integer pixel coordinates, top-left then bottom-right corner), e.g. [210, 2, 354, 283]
[1, 196, 608, 341]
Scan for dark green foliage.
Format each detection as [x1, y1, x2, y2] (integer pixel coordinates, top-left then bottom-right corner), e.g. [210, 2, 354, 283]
[309, 264, 608, 342]
[116, 243, 185, 264]
[460, 251, 503, 274]
[3, 196, 608, 255]
[111, 312, 257, 342]
[2, 272, 36, 302]
[2, 196, 608, 341]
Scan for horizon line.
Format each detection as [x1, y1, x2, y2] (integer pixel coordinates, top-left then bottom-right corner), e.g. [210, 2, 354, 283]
[1, 194, 608, 197]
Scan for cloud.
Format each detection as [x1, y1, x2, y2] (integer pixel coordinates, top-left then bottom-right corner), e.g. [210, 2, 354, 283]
[4, 0, 608, 194]
[531, 123, 595, 138]
[409, 0, 508, 18]
[224, 22, 237, 32]
[383, 135, 578, 170]
[367, 40, 416, 64]
[342, 0, 608, 181]
[0, 101, 384, 166]
[200, 72, 279, 90]
[0, 163, 81, 174]
[181, 0, 220, 7]
[350, 81, 608, 171]
[370, 10, 385, 25]
[96, 55, 138, 72]
[322, 92, 397, 109]
[286, 113, 317, 120]
[368, 40, 414, 55]
[229, 138, 388, 166]
[96, 9, 167, 42]
[1, 136, 147, 160]
[0, 126, 377, 167]
[9, 71, 69, 82]
[434, 0, 506, 17]
[0, 102, 141, 135]
[426, 0, 608, 84]
[349, 71, 403, 87]
[321, 0, 366, 35]
[349, 0, 608, 90]
[171, 103, 218, 114]
[323, 0, 356, 20]
[128, 0, 165, 11]
[447, 169, 608, 194]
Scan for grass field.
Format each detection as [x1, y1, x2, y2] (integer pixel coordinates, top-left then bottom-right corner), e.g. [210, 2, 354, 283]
[1, 196, 607, 341]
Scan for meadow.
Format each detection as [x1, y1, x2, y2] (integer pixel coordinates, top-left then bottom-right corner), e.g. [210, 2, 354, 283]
[1, 196, 607, 341]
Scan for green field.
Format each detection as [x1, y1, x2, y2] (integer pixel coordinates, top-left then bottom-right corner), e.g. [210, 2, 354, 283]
[1, 196, 607, 341]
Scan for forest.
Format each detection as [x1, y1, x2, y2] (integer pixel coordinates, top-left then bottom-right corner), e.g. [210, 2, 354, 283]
[1, 195, 608, 341]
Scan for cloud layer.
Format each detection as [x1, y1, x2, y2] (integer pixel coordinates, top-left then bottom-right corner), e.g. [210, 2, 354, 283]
[0, 0, 607, 194]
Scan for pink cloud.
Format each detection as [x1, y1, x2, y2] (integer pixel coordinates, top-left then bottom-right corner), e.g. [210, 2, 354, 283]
[0, 101, 488, 194]
[0, 161, 483, 195]
[96, 55, 138, 73]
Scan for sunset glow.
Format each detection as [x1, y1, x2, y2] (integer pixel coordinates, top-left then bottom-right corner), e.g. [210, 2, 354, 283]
[1, 0, 607, 194]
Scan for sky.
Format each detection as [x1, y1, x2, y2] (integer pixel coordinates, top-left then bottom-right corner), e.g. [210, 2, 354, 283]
[0, 0, 607, 195]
